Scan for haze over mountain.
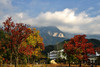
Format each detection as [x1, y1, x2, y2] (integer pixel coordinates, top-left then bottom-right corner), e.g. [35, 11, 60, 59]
[31, 26, 100, 45]
[64, 32, 100, 40]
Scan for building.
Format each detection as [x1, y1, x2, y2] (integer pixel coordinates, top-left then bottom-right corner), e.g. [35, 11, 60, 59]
[88, 47, 100, 63]
[48, 49, 66, 60]
[88, 54, 97, 63]
[48, 50, 58, 59]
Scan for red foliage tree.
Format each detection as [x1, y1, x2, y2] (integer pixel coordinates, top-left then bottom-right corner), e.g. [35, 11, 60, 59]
[64, 42, 75, 66]
[73, 35, 95, 60]
[95, 47, 100, 53]
[64, 35, 95, 67]
[3, 17, 31, 65]
[19, 45, 34, 57]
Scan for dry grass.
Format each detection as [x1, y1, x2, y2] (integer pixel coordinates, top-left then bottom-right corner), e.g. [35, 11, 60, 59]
[0, 64, 100, 67]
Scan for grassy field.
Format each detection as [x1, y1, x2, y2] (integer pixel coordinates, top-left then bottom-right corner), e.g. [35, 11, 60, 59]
[0, 64, 100, 67]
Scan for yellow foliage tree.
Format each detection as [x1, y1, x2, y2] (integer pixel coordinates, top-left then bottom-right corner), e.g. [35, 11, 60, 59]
[19, 28, 44, 63]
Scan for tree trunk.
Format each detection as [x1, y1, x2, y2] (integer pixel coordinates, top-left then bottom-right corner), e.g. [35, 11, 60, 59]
[15, 56, 18, 67]
[79, 60, 81, 67]
[15, 59, 16, 67]
[15, 51, 18, 67]
[68, 59, 70, 67]
[68, 56, 70, 67]
[10, 42, 13, 65]
[92, 60, 93, 67]
[10, 53, 12, 65]
[15, 45, 19, 67]
[28, 56, 30, 64]
[16, 55, 18, 66]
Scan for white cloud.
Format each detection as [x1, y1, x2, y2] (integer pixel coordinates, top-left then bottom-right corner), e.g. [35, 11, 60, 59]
[0, 0, 99, 34]
[16, 13, 23, 18]
[0, 0, 13, 10]
[0, 0, 15, 25]
[1, 8, 100, 34]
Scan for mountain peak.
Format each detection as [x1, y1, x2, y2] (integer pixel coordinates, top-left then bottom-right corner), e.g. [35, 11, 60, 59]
[31, 26, 66, 45]
[32, 26, 65, 38]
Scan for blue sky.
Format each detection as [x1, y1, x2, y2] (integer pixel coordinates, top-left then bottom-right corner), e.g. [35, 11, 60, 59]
[11, 0, 100, 17]
[0, 0, 100, 34]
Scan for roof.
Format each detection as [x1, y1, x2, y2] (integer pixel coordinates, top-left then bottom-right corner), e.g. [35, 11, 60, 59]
[50, 50, 58, 54]
[88, 54, 96, 58]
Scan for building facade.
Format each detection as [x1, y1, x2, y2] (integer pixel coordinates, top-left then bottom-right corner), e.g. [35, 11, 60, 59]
[48, 49, 66, 60]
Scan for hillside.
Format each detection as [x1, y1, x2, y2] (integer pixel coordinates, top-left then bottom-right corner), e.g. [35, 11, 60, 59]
[88, 39, 100, 48]
[42, 38, 100, 56]
[55, 38, 100, 50]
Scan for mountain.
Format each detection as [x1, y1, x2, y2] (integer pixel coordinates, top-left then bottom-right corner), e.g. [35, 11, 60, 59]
[31, 26, 100, 46]
[31, 26, 66, 45]
[36, 26, 65, 38]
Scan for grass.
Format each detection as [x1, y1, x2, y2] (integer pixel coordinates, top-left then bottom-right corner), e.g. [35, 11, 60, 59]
[0, 64, 100, 67]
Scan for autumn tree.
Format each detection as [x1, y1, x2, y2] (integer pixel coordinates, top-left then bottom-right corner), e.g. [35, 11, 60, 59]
[3, 17, 31, 65]
[64, 41, 75, 66]
[0, 29, 4, 64]
[64, 35, 95, 67]
[0, 29, 10, 64]
[19, 28, 44, 64]
[2, 17, 45, 65]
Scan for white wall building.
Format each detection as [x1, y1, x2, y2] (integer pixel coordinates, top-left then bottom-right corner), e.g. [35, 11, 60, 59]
[48, 49, 66, 60]
[88, 47, 100, 63]
[88, 54, 97, 63]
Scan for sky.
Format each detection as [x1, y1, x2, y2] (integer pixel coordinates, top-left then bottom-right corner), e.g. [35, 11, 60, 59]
[0, 0, 100, 34]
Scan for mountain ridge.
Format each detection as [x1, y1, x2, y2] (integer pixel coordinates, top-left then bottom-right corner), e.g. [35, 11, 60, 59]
[30, 26, 100, 45]
[31, 26, 66, 45]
